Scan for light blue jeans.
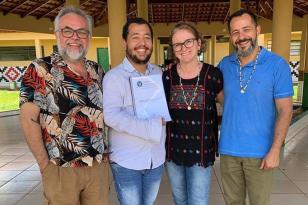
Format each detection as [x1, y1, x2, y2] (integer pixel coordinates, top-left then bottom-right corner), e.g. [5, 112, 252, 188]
[110, 162, 164, 205]
[166, 161, 212, 205]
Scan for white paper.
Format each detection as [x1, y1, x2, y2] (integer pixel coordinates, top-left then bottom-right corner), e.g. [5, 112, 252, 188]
[130, 74, 171, 121]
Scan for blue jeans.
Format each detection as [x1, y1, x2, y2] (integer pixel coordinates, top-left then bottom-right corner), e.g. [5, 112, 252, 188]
[166, 161, 212, 205]
[110, 162, 164, 205]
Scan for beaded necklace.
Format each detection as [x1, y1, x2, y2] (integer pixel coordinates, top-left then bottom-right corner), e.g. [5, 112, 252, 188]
[178, 63, 201, 110]
[238, 48, 260, 94]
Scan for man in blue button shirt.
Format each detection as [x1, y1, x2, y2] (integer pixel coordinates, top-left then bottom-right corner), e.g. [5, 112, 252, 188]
[218, 9, 293, 205]
[103, 18, 166, 205]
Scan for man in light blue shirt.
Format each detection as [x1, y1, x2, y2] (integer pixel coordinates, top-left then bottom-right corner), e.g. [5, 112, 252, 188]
[218, 9, 293, 205]
[103, 18, 166, 205]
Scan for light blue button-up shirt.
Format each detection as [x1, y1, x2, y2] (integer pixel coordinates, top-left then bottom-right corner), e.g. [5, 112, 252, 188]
[103, 58, 166, 170]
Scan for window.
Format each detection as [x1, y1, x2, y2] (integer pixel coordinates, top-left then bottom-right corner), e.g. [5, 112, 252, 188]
[0, 46, 36, 61]
[290, 41, 300, 56]
[267, 40, 300, 56]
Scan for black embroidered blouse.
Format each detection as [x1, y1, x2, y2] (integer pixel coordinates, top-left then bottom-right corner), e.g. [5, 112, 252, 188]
[163, 63, 223, 167]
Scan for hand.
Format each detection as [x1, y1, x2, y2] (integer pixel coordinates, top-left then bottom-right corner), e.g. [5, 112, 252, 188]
[102, 152, 110, 163]
[259, 149, 280, 170]
[161, 118, 166, 126]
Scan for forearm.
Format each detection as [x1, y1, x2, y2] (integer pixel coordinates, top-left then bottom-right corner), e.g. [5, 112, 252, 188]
[216, 90, 224, 105]
[20, 104, 49, 167]
[270, 98, 293, 153]
[104, 108, 162, 143]
[270, 109, 292, 153]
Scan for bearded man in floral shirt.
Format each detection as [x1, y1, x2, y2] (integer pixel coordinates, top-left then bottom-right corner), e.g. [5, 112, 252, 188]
[19, 6, 108, 205]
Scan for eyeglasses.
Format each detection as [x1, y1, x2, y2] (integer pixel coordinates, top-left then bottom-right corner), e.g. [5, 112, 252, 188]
[172, 38, 196, 52]
[57, 27, 90, 39]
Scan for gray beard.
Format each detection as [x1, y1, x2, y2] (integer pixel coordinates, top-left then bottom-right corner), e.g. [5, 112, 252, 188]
[57, 42, 87, 62]
[235, 38, 257, 57]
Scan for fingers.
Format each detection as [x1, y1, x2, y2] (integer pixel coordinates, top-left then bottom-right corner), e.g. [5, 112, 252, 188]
[259, 159, 265, 169]
[260, 159, 279, 170]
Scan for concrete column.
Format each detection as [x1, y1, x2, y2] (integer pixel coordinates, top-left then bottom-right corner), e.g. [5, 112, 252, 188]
[211, 35, 216, 65]
[229, 0, 241, 54]
[137, 0, 148, 21]
[301, 15, 308, 109]
[205, 38, 211, 64]
[230, 0, 241, 15]
[272, 0, 293, 61]
[34, 39, 42, 58]
[65, 0, 79, 7]
[108, 0, 126, 67]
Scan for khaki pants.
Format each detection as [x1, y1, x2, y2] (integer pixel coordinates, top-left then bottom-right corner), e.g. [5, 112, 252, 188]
[220, 155, 273, 205]
[42, 161, 109, 205]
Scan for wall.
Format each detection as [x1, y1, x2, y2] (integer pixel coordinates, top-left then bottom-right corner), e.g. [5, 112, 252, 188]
[215, 42, 229, 66]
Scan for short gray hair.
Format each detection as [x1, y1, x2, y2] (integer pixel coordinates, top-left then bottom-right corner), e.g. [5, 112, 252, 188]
[54, 6, 93, 35]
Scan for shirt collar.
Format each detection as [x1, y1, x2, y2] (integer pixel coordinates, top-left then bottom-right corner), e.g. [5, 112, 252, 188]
[229, 46, 268, 65]
[122, 57, 153, 75]
[50, 52, 99, 81]
[51, 52, 88, 67]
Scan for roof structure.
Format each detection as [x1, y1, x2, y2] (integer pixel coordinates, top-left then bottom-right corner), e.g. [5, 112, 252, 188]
[0, 0, 307, 27]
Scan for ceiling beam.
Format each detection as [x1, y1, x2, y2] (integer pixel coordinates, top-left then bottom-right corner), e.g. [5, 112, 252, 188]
[294, 5, 308, 14]
[150, 3, 154, 24]
[93, 5, 107, 27]
[94, 12, 107, 26]
[256, 0, 260, 16]
[22, 0, 50, 18]
[259, 1, 267, 15]
[37, 1, 64, 19]
[181, 3, 185, 21]
[265, 0, 273, 12]
[4, 0, 29, 15]
[208, 3, 216, 23]
[223, 8, 229, 24]
[195, 3, 201, 23]
[0, 0, 8, 6]
[80, 0, 92, 6]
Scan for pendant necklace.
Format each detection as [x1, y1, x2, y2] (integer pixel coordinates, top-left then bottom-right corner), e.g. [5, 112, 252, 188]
[238, 49, 260, 94]
[178, 63, 201, 110]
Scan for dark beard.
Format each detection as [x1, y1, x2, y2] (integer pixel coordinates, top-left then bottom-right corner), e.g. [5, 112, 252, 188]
[126, 48, 152, 65]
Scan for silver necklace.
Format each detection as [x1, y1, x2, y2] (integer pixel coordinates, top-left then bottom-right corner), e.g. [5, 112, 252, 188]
[178, 64, 201, 110]
[238, 49, 260, 94]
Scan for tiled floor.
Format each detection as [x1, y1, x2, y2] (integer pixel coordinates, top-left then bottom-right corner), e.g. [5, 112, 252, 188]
[0, 112, 308, 205]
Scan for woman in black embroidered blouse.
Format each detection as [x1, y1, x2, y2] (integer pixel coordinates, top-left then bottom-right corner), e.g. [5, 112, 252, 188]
[163, 22, 224, 205]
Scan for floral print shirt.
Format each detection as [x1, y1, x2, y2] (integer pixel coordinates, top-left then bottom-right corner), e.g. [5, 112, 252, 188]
[20, 52, 107, 167]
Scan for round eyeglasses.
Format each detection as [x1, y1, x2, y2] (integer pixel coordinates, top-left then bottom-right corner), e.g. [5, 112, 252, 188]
[57, 28, 90, 39]
[172, 38, 196, 52]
